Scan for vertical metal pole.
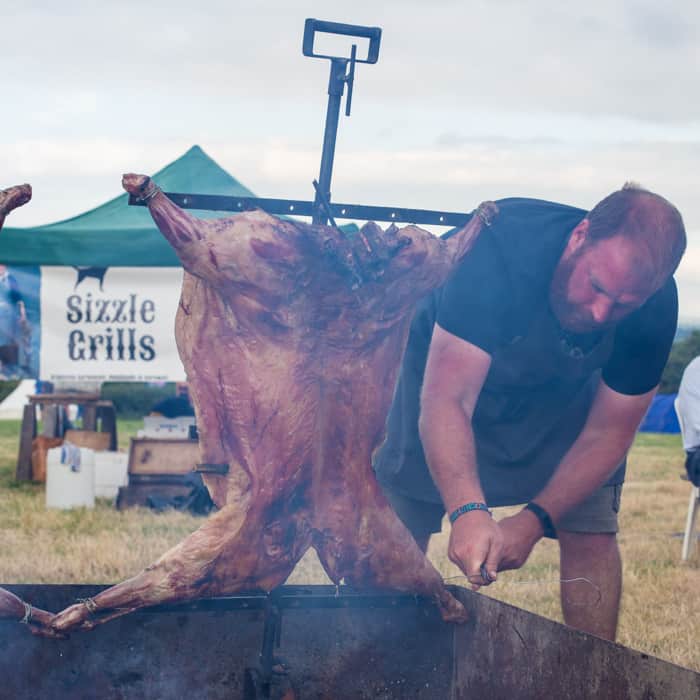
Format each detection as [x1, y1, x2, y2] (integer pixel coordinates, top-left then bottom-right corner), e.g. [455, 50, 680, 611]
[312, 58, 348, 225]
[258, 598, 282, 698]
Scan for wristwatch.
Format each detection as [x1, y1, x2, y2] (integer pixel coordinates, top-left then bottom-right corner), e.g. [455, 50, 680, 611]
[524, 502, 557, 539]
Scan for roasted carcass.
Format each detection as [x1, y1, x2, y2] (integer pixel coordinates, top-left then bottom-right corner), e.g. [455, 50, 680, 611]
[52, 175, 496, 633]
[0, 183, 61, 638]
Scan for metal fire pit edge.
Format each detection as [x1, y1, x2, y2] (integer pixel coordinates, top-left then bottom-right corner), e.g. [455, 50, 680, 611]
[1, 583, 698, 699]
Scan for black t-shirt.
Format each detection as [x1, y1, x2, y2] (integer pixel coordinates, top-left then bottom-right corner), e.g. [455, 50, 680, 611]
[436, 197, 677, 395]
[374, 197, 678, 505]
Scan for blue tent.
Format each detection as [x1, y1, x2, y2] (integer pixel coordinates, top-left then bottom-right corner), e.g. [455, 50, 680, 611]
[638, 393, 680, 433]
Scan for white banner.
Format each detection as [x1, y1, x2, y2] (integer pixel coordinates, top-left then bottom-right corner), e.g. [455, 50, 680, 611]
[39, 266, 186, 382]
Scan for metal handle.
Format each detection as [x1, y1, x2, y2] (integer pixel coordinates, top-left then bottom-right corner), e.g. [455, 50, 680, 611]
[303, 18, 381, 64]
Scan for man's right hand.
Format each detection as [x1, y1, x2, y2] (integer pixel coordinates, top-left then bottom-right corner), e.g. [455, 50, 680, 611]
[448, 510, 503, 590]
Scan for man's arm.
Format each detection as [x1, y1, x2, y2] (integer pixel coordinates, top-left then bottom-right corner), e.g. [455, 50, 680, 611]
[419, 323, 501, 586]
[534, 381, 654, 521]
[498, 381, 655, 570]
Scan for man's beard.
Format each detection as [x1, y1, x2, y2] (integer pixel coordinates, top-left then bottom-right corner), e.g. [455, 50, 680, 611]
[549, 250, 612, 334]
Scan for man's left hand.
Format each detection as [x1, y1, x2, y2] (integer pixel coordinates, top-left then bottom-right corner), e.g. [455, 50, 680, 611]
[496, 509, 544, 571]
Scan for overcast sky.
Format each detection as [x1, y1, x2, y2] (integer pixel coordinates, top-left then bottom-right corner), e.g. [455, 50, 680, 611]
[2, 1, 699, 320]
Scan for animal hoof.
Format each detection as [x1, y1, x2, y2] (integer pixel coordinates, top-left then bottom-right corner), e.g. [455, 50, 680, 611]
[122, 174, 159, 202]
[51, 603, 89, 632]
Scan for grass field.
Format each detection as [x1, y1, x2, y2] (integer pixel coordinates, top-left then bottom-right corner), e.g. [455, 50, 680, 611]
[0, 421, 698, 671]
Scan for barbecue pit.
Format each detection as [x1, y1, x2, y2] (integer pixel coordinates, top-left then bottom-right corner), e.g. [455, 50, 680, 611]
[3, 583, 700, 699]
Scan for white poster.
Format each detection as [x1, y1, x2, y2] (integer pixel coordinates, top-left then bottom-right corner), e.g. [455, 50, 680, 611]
[40, 266, 186, 382]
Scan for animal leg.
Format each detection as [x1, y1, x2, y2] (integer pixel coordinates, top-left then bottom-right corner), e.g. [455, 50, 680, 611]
[313, 485, 467, 623]
[52, 501, 312, 633]
[0, 586, 65, 639]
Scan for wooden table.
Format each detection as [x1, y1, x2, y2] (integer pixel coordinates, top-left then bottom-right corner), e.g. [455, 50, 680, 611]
[15, 393, 117, 481]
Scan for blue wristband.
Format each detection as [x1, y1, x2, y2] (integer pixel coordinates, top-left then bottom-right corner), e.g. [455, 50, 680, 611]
[448, 501, 491, 524]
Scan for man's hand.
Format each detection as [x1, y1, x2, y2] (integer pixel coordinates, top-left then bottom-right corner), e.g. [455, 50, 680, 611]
[496, 509, 544, 571]
[448, 511, 503, 590]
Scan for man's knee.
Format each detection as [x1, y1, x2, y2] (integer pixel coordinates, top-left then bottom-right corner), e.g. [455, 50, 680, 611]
[558, 530, 621, 641]
[558, 530, 619, 560]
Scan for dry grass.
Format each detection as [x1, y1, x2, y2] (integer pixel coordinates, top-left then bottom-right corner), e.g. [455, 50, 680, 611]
[1, 423, 698, 671]
[0, 420, 201, 583]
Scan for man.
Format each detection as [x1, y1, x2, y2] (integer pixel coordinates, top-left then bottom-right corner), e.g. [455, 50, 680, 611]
[150, 381, 195, 419]
[0, 184, 33, 378]
[677, 356, 700, 487]
[374, 183, 686, 640]
[0, 264, 30, 375]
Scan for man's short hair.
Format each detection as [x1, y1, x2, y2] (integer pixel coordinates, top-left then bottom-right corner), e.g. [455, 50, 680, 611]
[586, 183, 686, 283]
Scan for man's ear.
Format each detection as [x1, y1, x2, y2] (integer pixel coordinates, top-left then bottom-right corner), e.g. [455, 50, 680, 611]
[568, 218, 590, 252]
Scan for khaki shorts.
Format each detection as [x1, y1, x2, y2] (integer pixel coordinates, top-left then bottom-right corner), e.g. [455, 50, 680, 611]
[382, 483, 623, 540]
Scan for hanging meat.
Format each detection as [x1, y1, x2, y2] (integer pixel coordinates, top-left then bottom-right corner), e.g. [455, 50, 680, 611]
[0, 182, 62, 638]
[0, 183, 32, 230]
[51, 174, 497, 633]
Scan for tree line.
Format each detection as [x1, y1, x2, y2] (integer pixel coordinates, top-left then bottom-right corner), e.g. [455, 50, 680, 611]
[660, 330, 700, 394]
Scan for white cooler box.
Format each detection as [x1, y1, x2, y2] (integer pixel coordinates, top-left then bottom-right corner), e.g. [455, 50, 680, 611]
[94, 451, 129, 499]
[138, 416, 195, 439]
[46, 445, 95, 509]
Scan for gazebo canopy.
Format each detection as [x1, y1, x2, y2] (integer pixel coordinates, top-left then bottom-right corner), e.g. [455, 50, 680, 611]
[0, 145, 255, 267]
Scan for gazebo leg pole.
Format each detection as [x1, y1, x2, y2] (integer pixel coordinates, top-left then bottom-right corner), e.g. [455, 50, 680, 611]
[15, 403, 36, 481]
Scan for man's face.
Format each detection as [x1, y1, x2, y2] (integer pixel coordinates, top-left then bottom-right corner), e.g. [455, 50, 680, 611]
[550, 224, 659, 334]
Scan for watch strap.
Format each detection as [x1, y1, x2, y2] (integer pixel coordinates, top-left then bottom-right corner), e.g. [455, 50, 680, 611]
[524, 501, 557, 538]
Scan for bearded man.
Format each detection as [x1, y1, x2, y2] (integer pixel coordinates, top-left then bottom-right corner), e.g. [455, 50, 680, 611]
[374, 183, 686, 640]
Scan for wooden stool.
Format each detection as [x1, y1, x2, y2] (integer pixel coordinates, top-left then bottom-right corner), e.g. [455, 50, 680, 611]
[15, 394, 117, 481]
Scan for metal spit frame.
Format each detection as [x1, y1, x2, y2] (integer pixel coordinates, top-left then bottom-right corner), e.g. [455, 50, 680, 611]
[130, 18, 474, 230]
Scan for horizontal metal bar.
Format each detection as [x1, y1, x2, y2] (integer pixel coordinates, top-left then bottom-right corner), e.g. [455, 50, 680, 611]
[127, 473, 194, 484]
[143, 585, 433, 614]
[2, 583, 438, 616]
[129, 192, 471, 227]
[195, 462, 230, 475]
